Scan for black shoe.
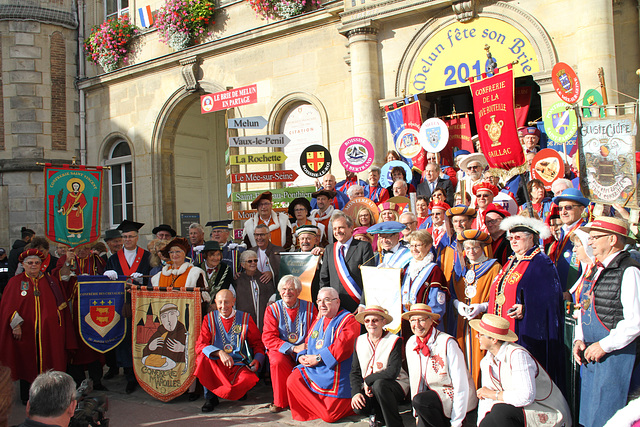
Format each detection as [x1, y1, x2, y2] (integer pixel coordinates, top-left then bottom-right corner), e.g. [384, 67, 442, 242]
[93, 383, 108, 391]
[201, 396, 219, 412]
[103, 367, 119, 380]
[188, 392, 200, 401]
[125, 380, 138, 394]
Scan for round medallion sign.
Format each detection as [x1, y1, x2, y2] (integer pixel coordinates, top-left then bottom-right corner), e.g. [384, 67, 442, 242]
[339, 137, 375, 173]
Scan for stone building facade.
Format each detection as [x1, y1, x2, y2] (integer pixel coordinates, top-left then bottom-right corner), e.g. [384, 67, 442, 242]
[0, 0, 638, 245]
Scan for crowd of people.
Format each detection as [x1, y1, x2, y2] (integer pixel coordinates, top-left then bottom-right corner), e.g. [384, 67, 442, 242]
[1, 138, 640, 427]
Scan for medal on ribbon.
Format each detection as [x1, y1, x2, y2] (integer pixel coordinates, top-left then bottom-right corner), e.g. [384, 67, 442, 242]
[288, 333, 298, 343]
[223, 344, 233, 353]
[311, 330, 319, 339]
[315, 339, 324, 349]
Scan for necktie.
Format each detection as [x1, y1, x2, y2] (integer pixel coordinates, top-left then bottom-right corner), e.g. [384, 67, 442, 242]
[595, 261, 604, 270]
[430, 182, 435, 194]
[339, 244, 346, 259]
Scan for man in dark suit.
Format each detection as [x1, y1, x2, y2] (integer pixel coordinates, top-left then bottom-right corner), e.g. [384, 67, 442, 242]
[249, 223, 283, 285]
[319, 211, 375, 313]
[416, 163, 455, 206]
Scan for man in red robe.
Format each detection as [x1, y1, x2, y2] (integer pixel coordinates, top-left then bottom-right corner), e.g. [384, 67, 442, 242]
[0, 249, 76, 404]
[286, 287, 360, 422]
[195, 289, 265, 412]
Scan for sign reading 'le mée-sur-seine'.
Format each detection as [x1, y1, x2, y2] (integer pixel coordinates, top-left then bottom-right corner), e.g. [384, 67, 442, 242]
[230, 170, 298, 184]
[228, 134, 291, 148]
[229, 152, 287, 165]
[200, 84, 257, 114]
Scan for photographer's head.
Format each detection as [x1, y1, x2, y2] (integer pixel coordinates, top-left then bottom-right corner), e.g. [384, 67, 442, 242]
[27, 370, 77, 425]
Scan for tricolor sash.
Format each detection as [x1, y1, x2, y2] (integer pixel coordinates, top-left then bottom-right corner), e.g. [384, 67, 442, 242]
[402, 262, 437, 308]
[382, 246, 413, 269]
[118, 247, 144, 276]
[549, 221, 583, 263]
[334, 243, 362, 304]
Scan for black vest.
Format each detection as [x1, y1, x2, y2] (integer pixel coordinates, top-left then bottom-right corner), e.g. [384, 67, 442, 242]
[593, 251, 640, 330]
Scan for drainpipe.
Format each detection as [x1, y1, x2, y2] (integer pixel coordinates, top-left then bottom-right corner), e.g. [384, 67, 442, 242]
[77, 0, 87, 165]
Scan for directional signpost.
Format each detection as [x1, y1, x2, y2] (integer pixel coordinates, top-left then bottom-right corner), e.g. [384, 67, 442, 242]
[227, 116, 268, 129]
[229, 152, 287, 165]
[229, 134, 290, 148]
[231, 170, 298, 184]
[232, 186, 315, 203]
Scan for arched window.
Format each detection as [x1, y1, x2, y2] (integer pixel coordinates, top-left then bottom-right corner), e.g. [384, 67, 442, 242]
[104, 140, 134, 226]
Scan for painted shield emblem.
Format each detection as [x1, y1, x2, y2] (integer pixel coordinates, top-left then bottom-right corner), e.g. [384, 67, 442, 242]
[551, 112, 570, 136]
[90, 303, 116, 328]
[300, 144, 332, 178]
[307, 151, 325, 172]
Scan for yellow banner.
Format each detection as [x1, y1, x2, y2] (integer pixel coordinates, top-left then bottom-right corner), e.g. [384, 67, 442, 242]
[408, 17, 539, 93]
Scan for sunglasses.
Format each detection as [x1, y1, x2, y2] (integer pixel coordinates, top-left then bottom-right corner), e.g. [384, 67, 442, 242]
[245, 259, 258, 263]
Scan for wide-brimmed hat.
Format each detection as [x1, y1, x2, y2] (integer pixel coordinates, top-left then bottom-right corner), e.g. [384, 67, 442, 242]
[457, 229, 492, 245]
[580, 216, 635, 244]
[401, 303, 440, 321]
[160, 237, 191, 258]
[103, 229, 122, 242]
[469, 314, 518, 342]
[446, 204, 476, 218]
[500, 215, 551, 240]
[312, 189, 336, 200]
[472, 181, 499, 197]
[251, 192, 273, 209]
[152, 224, 177, 237]
[355, 305, 393, 325]
[288, 197, 312, 218]
[551, 188, 590, 207]
[458, 153, 488, 171]
[19, 248, 46, 263]
[202, 240, 223, 253]
[367, 221, 404, 235]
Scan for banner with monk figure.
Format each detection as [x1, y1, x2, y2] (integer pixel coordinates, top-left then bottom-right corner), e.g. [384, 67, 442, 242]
[44, 164, 103, 247]
[279, 252, 320, 303]
[131, 287, 202, 402]
[78, 276, 126, 353]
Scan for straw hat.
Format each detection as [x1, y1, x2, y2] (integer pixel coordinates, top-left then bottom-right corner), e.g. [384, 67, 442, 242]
[355, 305, 393, 325]
[580, 216, 635, 245]
[469, 314, 518, 342]
[401, 303, 440, 321]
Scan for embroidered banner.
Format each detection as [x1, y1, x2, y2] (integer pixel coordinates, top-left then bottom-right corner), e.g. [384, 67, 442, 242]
[361, 266, 402, 334]
[131, 287, 201, 402]
[279, 252, 321, 303]
[385, 95, 427, 171]
[44, 165, 103, 247]
[579, 115, 637, 204]
[443, 115, 474, 164]
[78, 276, 126, 353]
[469, 67, 525, 171]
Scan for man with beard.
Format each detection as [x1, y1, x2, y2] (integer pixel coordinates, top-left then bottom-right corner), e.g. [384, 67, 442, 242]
[457, 154, 487, 206]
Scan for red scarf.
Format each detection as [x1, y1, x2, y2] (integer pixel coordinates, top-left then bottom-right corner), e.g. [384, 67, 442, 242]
[414, 326, 434, 356]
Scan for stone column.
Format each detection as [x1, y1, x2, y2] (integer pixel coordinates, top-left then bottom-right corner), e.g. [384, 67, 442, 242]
[342, 22, 385, 165]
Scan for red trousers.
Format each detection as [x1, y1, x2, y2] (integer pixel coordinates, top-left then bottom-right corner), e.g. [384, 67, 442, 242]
[195, 354, 258, 400]
[269, 351, 296, 408]
[286, 368, 355, 422]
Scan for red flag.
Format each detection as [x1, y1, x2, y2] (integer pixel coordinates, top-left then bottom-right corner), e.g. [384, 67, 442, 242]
[514, 86, 532, 128]
[470, 68, 525, 171]
[443, 115, 474, 165]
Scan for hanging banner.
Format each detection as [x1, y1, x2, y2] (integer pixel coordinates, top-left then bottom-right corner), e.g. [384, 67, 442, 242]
[385, 96, 427, 171]
[361, 266, 402, 334]
[469, 67, 525, 171]
[44, 165, 103, 248]
[131, 287, 201, 402]
[514, 86, 532, 127]
[78, 276, 126, 353]
[443, 115, 473, 165]
[279, 253, 320, 303]
[579, 115, 637, 204]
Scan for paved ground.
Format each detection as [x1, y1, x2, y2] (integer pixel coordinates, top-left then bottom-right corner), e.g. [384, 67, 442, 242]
[8, 371, 416, 426]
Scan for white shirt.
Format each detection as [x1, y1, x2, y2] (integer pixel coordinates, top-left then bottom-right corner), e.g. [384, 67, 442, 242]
[123, 247, 137, 266]
[257, 248, 269, 273]
[336, 236, 353, 257]
[574, 250, 640, 352]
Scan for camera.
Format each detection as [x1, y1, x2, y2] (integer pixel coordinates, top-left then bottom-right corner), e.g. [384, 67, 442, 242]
[69, 379, 109, 427]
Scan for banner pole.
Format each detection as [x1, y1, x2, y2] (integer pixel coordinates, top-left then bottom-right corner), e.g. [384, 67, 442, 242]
[521, 172, 535, 218]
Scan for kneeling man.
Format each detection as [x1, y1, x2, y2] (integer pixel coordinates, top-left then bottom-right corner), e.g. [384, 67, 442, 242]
[403, 303, 477, 427]
[471, 314, 571, 427]
[195, 289, 265, 411]
[287, 287, 361, 422]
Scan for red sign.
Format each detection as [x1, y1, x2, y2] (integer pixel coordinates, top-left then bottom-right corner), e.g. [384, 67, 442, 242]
[232, 208, 288, 221]
[230, 170, 298, 184]
[530, 149, 565, 190]
[201, 84, 258, 114]
[443, 115, 473, 165]
[469, 67, 525, 171]
[226, 202, 233, 213]
[552, 62, 581, 104]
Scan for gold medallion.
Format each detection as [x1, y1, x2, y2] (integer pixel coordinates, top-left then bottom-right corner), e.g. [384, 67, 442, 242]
[232, 325, 242, 334]
[496, 293, 506, 306]
[315, 339, 324, 349]
[223, 344, 233, 353]
[311, 330, 319, 339]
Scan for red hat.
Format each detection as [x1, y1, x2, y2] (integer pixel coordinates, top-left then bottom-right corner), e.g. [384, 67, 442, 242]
[250, 191, 272, 209]
[19, 249, 46, 263]
[429, 201, 451, 212]
[472, 181, 499, 197]
[482, 203, 511, 223]
[377, 201, 404, 215]
[525, 127, 541, 138]
[517, 126, 527, 137]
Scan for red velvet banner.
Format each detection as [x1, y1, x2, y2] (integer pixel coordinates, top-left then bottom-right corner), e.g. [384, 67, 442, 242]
[444, 115, 474, 165]
[470, 68, 525, 171]
[514, 86, 532, 128]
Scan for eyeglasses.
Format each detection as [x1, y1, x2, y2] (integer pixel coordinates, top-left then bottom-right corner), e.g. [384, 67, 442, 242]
[258, 202, 271, 207]
[294, 208, 307, 212]
[588, 234, 610, 242]
[409, 243, 425, 249]
[476, 194, 491, 198]
[24, 261, 41, 266]
[467, 165, 481, 170]
[168, 251, 184, 255]
[245, 259, 258, 263]
[506, 234, 528, 241]
[559, 204, 582, 212]
[363, 317, 381, 324]
[254, 233, 268, 237]
[316, 297, 338, 305]
[401, 221, 416, 228]
[485, 218, 501, 225]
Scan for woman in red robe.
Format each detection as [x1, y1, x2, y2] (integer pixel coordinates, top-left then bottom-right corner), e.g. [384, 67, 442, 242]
[0, 249, 75, 403]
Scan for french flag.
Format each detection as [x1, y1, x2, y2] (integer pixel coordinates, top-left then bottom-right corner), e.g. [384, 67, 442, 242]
[138, 5, 153, 28]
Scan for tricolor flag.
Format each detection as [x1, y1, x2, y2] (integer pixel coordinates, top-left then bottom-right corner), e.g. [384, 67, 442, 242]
[138, 5, 153, 28]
